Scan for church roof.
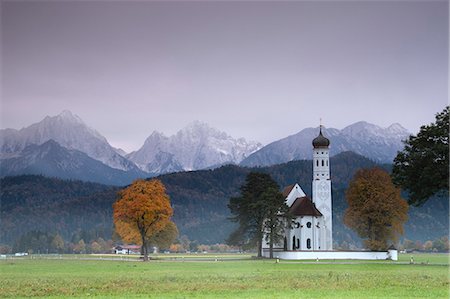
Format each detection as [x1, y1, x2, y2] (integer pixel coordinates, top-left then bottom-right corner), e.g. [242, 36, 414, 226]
[290, 196, 323, 217]
[282, 184, 296, 197]
[312, 127, 330, 148]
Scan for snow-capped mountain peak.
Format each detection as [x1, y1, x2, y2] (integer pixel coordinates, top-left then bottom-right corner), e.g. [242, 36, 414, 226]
[178, 120, 229, 140]
[341, 121, 409, 140]
[241, 121, 411, 167]
[0, 110, 139, 171]
[127, 121, 262, 173]
[342, 121, 384, 137]
[386, 123, 409, 135]
[57, 110, 83, 123]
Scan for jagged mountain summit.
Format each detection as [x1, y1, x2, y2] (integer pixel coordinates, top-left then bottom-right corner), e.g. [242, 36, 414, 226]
[240, 121, 411, 167]
[0, 110, 140, 172]
[127, 121, 262, 173]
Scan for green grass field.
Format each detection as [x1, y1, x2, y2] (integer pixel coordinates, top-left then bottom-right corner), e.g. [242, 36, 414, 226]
[1, 253, 448, 298]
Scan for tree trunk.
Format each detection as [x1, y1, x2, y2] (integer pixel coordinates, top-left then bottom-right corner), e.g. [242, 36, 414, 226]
[142, 242, 148, 261]
[257, 239, 262, 258]
[141, 232, 149, 261]
[269, 232, 274, 259]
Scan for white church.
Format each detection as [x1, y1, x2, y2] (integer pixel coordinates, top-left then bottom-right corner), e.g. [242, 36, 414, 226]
[261, 127, 398, 260]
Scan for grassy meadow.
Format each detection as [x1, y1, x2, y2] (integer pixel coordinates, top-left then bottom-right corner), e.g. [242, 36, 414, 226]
[0, 253, 448, 298]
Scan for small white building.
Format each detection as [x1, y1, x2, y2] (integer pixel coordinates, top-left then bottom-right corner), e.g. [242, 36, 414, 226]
[114, 245, 141, 255]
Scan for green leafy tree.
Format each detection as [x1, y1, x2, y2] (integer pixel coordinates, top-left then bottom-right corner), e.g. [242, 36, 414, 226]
[402, 239, 415, 251]
[90, 241, 102, 253]
[344, 168, 409, 251]
[14, 231, 52, 254]
[73, 239, 86, 254]
[392, 106, 449, 206]
[51, 234, 65, 253]
[0, 245, 12, 254]
[432, 236, 449, 252]
[228, 172, 290, 258]
[148, 221, 178, 251]
[423, 240, 433, 251]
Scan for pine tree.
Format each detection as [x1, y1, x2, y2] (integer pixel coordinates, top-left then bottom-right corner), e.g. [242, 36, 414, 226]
[261, 186, 292, 258]
[228, 172, 290, 258]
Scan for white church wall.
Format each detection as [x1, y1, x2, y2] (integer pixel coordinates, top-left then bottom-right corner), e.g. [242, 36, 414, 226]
[313, 218, 321, 250]
[300, 216, 313, 250]
[263, 250, 398, 261]
[290, 217, 301, 250]
[313, 149, 330, 180]
[312, 175, 332, 250]
[388, 249, 398, 260]
[285, 184, 306, 207]
[288, 216, 324, 251]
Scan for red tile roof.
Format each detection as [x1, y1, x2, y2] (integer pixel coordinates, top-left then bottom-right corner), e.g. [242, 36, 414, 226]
[282, 184, 295, 197]
[290, 196, 323, 217]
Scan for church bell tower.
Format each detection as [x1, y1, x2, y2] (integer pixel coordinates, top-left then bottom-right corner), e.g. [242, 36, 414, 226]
[312, 125, 333, 250]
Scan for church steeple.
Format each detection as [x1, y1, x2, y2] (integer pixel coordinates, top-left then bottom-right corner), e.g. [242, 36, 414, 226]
[312, 123, 333, 250]
[312, 125, 330, 180]
[312, 125, 330, 148]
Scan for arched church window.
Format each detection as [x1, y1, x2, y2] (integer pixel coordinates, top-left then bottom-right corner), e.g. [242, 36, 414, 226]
[316, 160, 319, 167]
[293, 236, 300, 250]
[326, 160, 328, 166]
[306, 222, 312, 228]
[322, 160, 324, 166]
[307, 238, 311, 249]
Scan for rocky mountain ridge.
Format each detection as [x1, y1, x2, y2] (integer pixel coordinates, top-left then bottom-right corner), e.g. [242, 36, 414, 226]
[1, 111, 411, 183]
[127, 120, 262, 173]
[241, 121, 410, 167]
[0, 110, 138, 172]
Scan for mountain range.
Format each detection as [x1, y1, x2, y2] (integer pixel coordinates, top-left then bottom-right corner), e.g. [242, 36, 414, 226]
[241, 122, 410, 167]
[0, 111, 411, 184]
[0, 140, 146, 186]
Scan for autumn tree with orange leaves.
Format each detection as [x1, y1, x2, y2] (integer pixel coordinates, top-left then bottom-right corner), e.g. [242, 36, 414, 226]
[113, 179, 177, 261]
[344, 168, 408, 251]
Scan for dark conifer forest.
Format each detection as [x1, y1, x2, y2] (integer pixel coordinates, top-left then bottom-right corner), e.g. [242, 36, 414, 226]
[1, 152, 448, 251]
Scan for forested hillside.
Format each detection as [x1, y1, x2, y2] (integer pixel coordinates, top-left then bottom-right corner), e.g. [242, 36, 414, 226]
[1, 152, 448, 249]
[1, 176, 119, 246]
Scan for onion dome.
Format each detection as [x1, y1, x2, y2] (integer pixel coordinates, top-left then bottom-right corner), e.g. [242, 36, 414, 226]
[312, 127, 330, 148]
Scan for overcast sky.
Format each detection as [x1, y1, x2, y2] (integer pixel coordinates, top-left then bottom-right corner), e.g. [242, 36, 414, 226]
[1, 1, 448, 152]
